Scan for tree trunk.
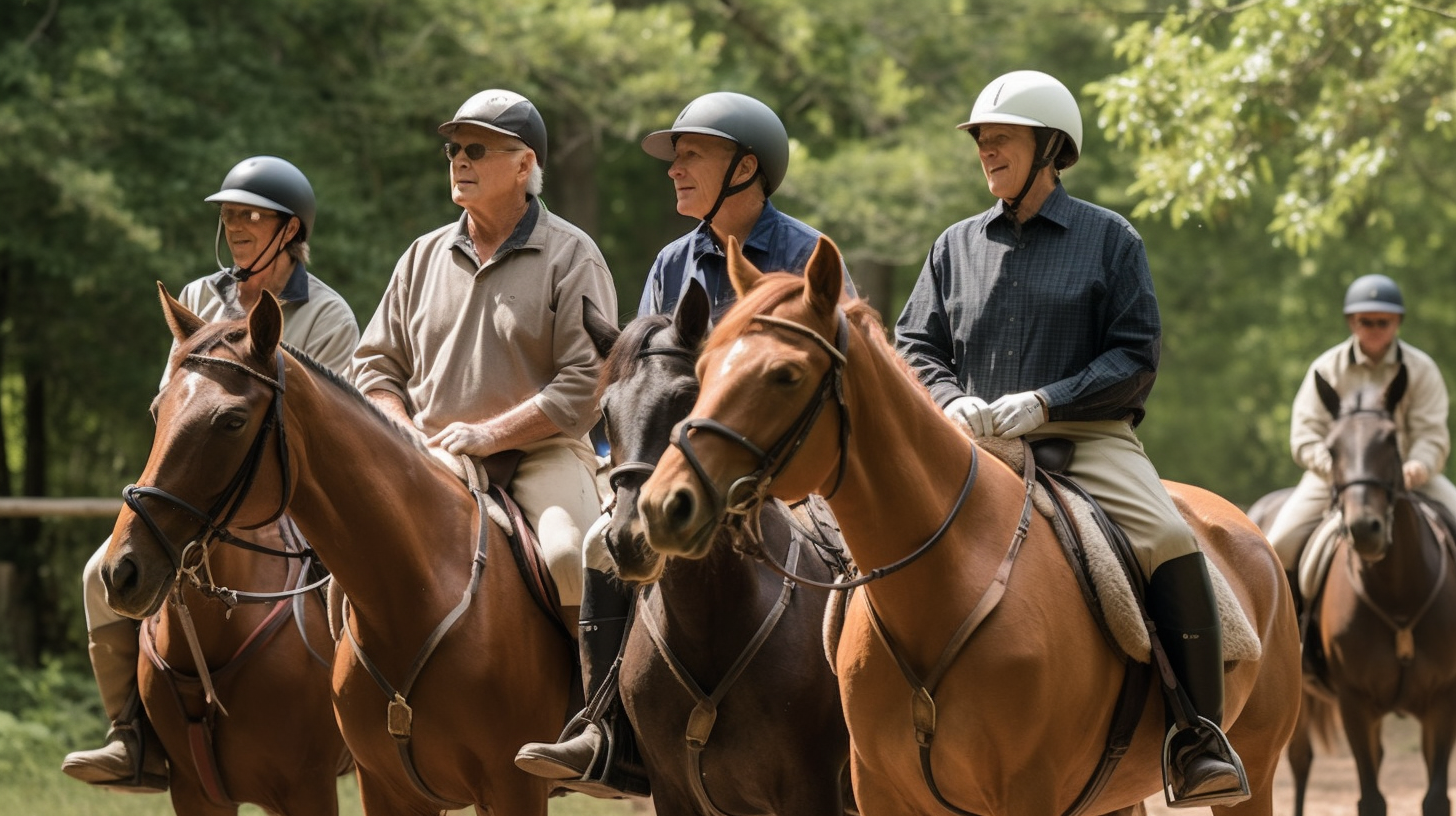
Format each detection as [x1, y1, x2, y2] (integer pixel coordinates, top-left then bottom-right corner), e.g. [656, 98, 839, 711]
[544, 111, 598, 240]
[856, 259, 896, 324]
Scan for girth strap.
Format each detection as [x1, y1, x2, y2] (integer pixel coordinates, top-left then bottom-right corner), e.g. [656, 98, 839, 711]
[639, 539, 803, 816]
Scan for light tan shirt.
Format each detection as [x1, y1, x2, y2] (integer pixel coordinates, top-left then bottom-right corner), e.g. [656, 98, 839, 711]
[1290, 337, 1450, 477]
[352, 199, 616, 441]
[171, 265, 360, 381]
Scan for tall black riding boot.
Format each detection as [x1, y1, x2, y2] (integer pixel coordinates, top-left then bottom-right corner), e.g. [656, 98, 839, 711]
[514, 568, 648, 797]
[1147, 551, 1251, 808]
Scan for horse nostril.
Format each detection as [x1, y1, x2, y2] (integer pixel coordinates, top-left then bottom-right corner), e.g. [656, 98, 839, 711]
[665, 488, 697, 533]
[107, 556, 140, 599]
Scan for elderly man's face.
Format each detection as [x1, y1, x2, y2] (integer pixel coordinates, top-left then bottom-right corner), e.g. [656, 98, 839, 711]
[447, 124, 530, 211]
[667, 134, 742, 220]
[974, 124, 1038, 200]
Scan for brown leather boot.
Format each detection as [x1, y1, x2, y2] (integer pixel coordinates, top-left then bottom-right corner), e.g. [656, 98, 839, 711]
[61, 621, 168, 792]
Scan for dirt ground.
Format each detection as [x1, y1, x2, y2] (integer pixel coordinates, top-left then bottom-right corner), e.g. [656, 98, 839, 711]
[1142, 713, 1438, 815]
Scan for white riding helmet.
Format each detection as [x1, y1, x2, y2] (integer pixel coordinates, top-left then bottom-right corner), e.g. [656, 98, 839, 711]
[958, 70, 1082, 170]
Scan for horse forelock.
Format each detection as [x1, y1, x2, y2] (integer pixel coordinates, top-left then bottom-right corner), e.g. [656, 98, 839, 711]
[598, 314, 672, 402]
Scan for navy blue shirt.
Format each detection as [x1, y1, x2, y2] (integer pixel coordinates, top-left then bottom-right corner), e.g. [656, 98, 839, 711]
[638, 200, 855, 319]
[894, 183, 1160, 426]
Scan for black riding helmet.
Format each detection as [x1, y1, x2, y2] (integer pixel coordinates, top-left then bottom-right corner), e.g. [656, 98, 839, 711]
[641, 92, 789, 226]
[439, 89, 548, 169]
[205, 156, 315, 280]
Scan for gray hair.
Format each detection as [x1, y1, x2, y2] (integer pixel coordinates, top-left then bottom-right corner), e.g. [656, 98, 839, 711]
[527, 157, 544, 196]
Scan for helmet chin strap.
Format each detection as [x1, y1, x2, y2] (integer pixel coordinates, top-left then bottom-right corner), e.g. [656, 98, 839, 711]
[215, 216, 291, 283]
[700, 145, 757, 245]
[1003, 130, 1065, 222]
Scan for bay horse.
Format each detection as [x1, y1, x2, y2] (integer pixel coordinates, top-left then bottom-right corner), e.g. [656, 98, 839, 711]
[137, 514, 347, 815]
[101, 285, 574, 815]
[1249, 370, 1456, 816]
[636, 236, 1302, 815]
[581, 281, 852, 815]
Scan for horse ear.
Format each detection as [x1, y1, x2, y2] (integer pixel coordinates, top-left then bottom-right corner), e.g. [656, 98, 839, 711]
[248, 291, 283, 360]
[801, 235, 844, 318]
[1384, 364, 1409, 412]
[675, 278, 712, 350]
[1314, 372, 1341, 417]
[582, 295, 619, 360]
[726, 236, 763, 298]
[158, 282, 206, 342]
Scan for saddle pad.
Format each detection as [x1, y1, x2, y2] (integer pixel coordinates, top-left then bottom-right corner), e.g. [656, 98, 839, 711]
[1031, 479, 1262, 665]
[1297, 511, 1346, 602]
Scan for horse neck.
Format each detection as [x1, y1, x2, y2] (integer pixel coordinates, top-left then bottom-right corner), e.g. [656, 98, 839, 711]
[824, 326, 1026, 592]
[279, 364, 475, 620]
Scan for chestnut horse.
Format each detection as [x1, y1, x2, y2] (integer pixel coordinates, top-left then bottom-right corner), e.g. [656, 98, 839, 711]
[134, 514, 345, 815]
[582, 282, 852, 815]
[637, 236, 1302, 816]
[1249, 370, 1456, 816]
[101, 285, 573, 815]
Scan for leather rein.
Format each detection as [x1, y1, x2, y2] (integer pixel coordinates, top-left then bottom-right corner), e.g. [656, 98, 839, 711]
[670, 309, 979, 592]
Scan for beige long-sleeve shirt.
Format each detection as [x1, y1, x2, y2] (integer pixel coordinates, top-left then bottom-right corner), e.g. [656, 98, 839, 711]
[352, 199, 616, 442]
[1290, 336, 1450, 478]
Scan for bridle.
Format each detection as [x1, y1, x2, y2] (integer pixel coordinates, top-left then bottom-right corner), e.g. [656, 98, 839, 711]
[603, 336, 699, 502]
[672, 311, 853, 522]
[122, 350, 306, 580]
[669, 308, 981, 591]
[1328, 405, 1404, 546]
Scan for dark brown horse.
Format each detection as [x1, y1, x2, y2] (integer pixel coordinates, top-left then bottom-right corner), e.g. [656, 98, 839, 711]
[636, 236, 1301, 815]
[1249, 370, 1456, 816]
[135, 515, 346, 815]
[582, 282, 851, 815]
[101, 285, 574, 815]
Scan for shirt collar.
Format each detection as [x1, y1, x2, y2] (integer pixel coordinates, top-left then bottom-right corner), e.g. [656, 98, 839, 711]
[451, 195, 542, 265]
[689, 200, 781, 257]
[1348, 336, 1403, 368]
[985, 181, 1072, 231]
[206, 264, 310, 318]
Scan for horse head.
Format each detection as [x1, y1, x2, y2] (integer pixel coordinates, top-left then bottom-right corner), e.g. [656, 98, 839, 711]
[639, 235, 850, 559]
[102, 284, 290, 618]
[584, 281, 711, 582]
[1318, 365, 1409, 561]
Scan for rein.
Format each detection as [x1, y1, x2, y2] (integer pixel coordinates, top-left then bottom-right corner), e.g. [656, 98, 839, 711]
[123, 351, 303, 577]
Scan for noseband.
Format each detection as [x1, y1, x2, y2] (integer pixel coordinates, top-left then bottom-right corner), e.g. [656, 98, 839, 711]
[602, 338, 701, 508]
[122, 350, 299, 574]
[672, 311, 852, 522]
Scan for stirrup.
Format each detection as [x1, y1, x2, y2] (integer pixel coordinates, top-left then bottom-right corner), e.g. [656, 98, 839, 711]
[1160, 716, 1251, 809]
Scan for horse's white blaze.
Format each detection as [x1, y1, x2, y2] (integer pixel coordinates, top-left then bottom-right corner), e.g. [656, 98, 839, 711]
[719, 337, 749, 374]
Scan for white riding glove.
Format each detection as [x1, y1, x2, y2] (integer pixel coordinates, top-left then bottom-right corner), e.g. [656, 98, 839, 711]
[989, 391, 1047, 439]
[1404, 460, 1432, 490]
[944, 396, 994, 438]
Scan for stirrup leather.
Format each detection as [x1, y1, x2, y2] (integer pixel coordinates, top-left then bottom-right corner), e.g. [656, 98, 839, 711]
[1160, 716, 1250, 808]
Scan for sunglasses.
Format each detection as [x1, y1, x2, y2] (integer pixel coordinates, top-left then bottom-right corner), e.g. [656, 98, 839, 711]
[219, 207, 280, 227]
[1355, 317, 1396, 329]
[443, 142, 525, 162]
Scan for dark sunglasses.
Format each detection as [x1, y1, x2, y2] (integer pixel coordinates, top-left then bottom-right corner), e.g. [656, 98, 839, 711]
[443, 142, 524, 162]
[1356, 317, 1396, 329]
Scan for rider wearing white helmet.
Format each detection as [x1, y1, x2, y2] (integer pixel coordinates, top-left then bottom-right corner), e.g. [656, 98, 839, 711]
[895, 70, 1250, 807]
[1267, 274, 1456, 575]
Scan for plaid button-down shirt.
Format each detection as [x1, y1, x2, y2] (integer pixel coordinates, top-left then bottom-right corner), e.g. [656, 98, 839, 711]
[895, 183, 1160, 426]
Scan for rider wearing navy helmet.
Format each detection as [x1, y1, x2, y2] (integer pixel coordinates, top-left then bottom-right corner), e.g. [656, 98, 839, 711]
[1268, 273, 1456, 583]
[63, 156, 358, 793]
[896, 69, 1251, 807]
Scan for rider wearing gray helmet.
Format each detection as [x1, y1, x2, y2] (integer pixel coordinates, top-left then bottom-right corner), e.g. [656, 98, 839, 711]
[634, 91, 854, 320]
[62, 156, 358, 793]
[1267, 273, 1456, 583]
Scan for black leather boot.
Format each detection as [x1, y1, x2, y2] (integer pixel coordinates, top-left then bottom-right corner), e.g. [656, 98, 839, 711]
[1148, 551, 1250, 808]
[514, 568, 648, 797]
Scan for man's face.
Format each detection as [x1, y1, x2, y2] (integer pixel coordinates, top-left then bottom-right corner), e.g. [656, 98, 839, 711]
[667, 134, 739, 220]
[446, 124, 529, 211]
[1347, 311, 1402, 356]
[974, 124, 1037, 200]
[219, 204, 286, 271]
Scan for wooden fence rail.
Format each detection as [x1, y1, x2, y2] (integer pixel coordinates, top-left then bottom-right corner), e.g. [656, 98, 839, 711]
[0, 498, 122, 518]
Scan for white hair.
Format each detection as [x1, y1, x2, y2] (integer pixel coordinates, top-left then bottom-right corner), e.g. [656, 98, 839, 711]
[527, 157, 544, 196]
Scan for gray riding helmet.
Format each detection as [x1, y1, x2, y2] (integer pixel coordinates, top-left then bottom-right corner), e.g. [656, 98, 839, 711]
[641, 92, 789, 195]
[439, 89, 548, 169]
[1344, 274, 1405, 314]
[204, 156, 316, 240]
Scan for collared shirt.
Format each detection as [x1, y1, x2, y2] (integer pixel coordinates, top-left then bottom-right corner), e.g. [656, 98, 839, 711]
[894, 183, 1160, 425]
[1289, 336, 1450, 476]
[173, 263, 359, 377]
[638, 200, 855, 319]
[352, 197, 617, 441]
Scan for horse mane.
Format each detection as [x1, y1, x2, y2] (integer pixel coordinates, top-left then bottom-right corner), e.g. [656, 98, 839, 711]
[704, 272, 940, 415]
[597, 313, 672, 402]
